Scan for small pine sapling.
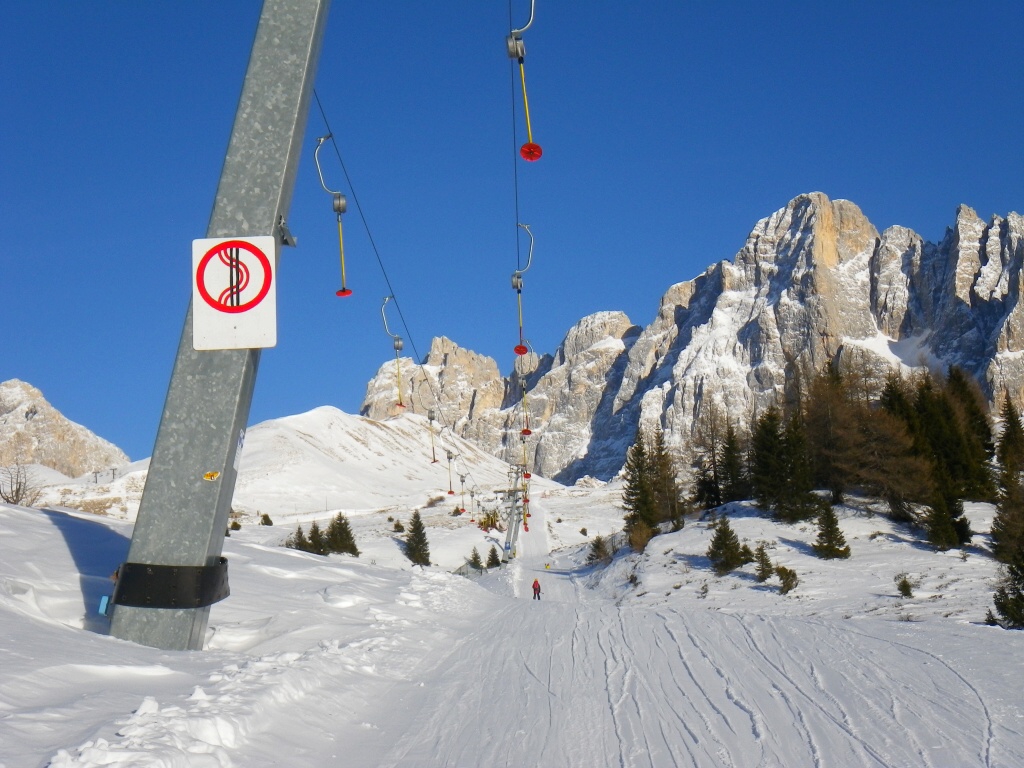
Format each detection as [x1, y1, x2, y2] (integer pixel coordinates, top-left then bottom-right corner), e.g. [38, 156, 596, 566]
[393, 519, 405, 533]
[811, 507, 851, 559]
[754, 543, 773, 582]
[739, 543, 755, 565]
[776, 565, 799, 595]
[468, 547, 484, 571]
[706, 516, 743, 575]
[587, 534, 613, 565]
[894, 573, 914, 598]
[486, 545, 501, 569]
[260, 513, 273, 526]
[628, 519, 654, 553]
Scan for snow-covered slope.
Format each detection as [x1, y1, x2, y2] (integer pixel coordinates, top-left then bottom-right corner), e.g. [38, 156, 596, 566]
[3, 484, 1023, 766]
[36, 407, 560, 539]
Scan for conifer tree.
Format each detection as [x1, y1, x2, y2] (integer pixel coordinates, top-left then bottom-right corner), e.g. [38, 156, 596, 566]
[706, 516, 743, 576]
[992, 397, 1024, 563]
[720, 424, 750, 503]
[739, 543, 755, 565]
[587, 534, 613, 565]
[992, 547, 1024, 629]
[924, 496, 960, 551]
[622, 429, 657, 531]
[630, 519, 656, 553]
[404, 509, 431, 566]
[775, 414, 822, 522]
[751, 407, 787, 514]
[692, 401, 725, 509]
[914, 376, 974, 545]
[326, 512, 360, 557]
[651, 427, 682, 528]
[945, 366, 995, 499]
[753, 407, 821, 522]
[308, 521, 327, 555]
[486, 545, 501, 569]
[691, 461, 722, 511]
[880, 374, 922, 446]
[754, 543, 773, 582]
[804, 366, 848, 503]
[834, 404, 933, 522]
[883, 372, 975, 546]
[468, 546, 483, 571]
[286, 524, 310, 552]
[776, 565, 799, 595]
[811, 506, 851, 559]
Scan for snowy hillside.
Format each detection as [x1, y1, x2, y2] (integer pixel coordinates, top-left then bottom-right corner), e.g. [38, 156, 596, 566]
[3, 464, 1023, 766]
[35, 408, 571, 564]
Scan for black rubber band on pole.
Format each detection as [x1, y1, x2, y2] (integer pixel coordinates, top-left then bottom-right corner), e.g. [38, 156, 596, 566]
[112, 558, 229, 609]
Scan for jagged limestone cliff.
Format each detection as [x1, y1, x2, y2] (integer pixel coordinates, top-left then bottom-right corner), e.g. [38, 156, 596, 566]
[0, 379, 128, 477]
[362, 193, 1024, 483]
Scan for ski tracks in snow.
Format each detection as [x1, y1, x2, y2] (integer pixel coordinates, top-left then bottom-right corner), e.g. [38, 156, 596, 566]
[376, 579, 1012, 768]
[45, 569, 480, 767]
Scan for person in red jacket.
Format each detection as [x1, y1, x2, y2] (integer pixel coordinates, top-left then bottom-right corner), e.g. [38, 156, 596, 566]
[532, 578, 541, 600]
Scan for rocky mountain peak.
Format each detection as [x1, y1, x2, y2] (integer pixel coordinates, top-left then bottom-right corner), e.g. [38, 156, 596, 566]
[0, 379, 129, 478]
[361, 193, 1024, 484]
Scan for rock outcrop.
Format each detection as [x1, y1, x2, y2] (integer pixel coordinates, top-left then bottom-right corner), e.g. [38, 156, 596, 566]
[0, 379, 129, 477]
[362, 193, 1024, 483]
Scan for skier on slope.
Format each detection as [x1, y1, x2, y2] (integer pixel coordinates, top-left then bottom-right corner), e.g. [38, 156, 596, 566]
[532, 578, 541, 600]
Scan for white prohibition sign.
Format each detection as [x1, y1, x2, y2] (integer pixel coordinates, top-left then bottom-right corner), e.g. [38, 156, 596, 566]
[196, 239, 273, 313]
[192, 236, 278, 350]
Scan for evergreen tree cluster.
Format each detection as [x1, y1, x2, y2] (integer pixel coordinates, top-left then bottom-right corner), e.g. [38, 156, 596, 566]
[992, 398, 1024, 564]
[990, 398, 1024, 628]
[465, 545, 503, 572]
[691, 365, 996, 549]
[285, 512, 360, 557]
[622, 427, 684, 551]
[704, 519, 798, 595]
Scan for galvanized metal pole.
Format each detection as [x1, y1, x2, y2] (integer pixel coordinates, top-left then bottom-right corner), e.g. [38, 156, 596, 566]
[110, 0, 330, 650]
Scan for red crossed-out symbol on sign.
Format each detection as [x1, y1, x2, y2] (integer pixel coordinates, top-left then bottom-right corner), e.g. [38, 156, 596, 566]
[196, 240, 272, 314]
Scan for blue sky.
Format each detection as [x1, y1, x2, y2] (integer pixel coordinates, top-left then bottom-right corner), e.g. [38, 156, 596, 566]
[3, 2, 1023, 462]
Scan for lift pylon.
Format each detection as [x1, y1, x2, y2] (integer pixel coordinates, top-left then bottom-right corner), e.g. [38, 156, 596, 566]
[110, 0, 331, 651]
[500, 463, 529, 563]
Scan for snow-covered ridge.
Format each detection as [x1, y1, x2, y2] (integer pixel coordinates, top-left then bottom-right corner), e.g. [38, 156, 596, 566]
[36, 407, 564, 530]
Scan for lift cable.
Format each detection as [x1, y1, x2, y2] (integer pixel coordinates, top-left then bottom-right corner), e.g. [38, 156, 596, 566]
[312, 89, 486, 497]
